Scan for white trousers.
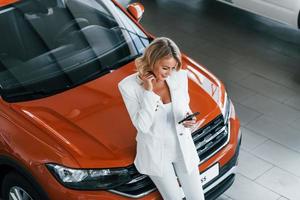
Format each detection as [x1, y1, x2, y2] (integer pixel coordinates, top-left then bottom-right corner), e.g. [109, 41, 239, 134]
[149, 138, 205, 200]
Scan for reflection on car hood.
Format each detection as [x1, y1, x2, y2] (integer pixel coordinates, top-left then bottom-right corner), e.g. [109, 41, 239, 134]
[10, 57, 223, 168]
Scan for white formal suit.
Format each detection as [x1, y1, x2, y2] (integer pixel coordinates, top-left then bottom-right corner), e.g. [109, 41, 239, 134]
[118, 69, 200, 178]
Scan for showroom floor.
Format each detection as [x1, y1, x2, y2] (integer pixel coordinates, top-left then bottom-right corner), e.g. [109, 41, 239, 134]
[120, 0, 300, 200]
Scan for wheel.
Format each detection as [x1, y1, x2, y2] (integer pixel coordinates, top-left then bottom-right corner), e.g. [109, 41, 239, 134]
[1, 172, 41, 200]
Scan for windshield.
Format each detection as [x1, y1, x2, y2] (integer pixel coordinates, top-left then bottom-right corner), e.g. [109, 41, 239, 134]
[0, 0, 150, 102]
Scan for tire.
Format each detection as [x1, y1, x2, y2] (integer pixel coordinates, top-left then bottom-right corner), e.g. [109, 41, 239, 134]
[1, 172, 41, 200]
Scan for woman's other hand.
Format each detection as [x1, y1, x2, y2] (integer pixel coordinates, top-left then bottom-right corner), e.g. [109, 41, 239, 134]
[140, 72, 156, 91]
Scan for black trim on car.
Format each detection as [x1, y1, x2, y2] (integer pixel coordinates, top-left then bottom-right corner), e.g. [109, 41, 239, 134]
[206, 174, 235, 200]
[0, 155, 50, 200]
[298, 11, 300, 29]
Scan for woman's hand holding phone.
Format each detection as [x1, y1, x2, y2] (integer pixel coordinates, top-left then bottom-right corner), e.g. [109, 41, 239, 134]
[182, 112, 198, 129]
[141, 72, 156, 91]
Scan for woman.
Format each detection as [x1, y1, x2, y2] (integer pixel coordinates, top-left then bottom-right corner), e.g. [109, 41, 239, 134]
[118, 37, 205, 200]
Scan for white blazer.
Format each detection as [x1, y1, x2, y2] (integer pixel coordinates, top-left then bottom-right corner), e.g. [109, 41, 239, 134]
[118, 69, 200, 177]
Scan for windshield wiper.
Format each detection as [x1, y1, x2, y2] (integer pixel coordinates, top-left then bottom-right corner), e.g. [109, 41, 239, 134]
[112, 26, 148, 40]
[2, 69, 112, 103]
[1, 53, 142, 102]
[2, 84, 73, 102]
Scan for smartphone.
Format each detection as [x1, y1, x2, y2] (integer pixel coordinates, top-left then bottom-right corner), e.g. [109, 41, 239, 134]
[178, 112, 200, 124]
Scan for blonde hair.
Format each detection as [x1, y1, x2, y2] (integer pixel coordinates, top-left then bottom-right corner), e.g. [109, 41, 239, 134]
[135, 37, 182, 75]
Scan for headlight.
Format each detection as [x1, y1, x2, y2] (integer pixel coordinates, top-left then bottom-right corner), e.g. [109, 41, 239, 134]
[46, 164, 131, 190]
[223, 93, 231, 125]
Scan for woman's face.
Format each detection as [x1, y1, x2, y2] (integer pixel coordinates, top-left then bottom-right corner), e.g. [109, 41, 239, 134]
[152, 56, 178, 81]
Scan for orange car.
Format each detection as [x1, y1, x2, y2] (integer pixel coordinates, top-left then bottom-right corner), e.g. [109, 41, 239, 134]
[0, 0, 241, 200]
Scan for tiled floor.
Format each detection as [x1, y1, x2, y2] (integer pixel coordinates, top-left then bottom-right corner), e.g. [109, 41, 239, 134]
[120, 0, 300, 199]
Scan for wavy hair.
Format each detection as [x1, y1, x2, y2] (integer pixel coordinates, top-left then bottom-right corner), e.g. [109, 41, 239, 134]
[135, 37, 182, 75]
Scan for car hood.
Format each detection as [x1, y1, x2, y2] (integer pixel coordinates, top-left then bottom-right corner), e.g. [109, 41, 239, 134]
[10, 56, 224, 168]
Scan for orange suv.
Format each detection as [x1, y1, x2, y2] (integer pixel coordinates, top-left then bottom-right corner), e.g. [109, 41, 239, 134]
[0, 0, 241, 199]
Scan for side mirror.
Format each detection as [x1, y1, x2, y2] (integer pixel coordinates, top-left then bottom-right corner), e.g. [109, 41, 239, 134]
[127, 3, 144, 22]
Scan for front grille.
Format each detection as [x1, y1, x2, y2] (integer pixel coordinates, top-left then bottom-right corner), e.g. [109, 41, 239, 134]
[192, 114, 229, 161]
[111, 114, 230, 198]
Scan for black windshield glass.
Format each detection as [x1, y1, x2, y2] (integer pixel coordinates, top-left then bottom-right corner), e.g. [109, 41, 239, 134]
[0, 0, 149, 102]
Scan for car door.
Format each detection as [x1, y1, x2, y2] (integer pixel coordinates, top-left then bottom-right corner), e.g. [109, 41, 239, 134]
[236, 0, 299, 28]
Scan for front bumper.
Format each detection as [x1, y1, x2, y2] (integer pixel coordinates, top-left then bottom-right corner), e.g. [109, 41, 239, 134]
[42, 119, 241, 200]
[109, 127, 242, 199]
